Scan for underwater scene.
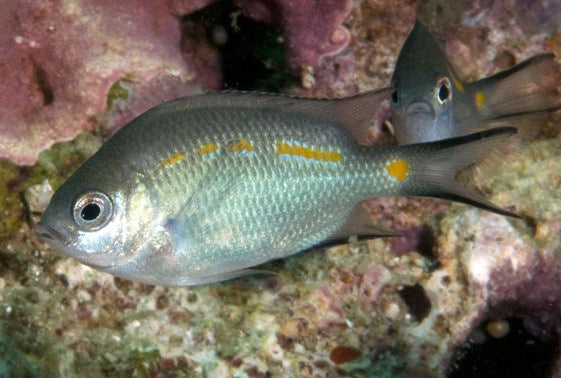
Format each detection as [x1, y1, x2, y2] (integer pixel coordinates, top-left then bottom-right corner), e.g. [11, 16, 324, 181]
[1, 0, 561, 376]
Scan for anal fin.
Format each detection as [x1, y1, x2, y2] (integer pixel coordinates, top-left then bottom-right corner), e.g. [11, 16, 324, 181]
[196, 269, 280, 286]
[326, 203, 400, 244]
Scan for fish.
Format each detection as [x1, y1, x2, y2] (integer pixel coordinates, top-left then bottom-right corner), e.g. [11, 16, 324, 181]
[390, 20, 561, 144]
[37, 89, 519, 286]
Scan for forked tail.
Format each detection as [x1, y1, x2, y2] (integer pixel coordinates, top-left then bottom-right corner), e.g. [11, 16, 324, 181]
[459, 54, 561, 131]
[404, 126, 521, 218]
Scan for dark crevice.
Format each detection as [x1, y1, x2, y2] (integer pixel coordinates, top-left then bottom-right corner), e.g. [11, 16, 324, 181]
[447, 317, 558, 378]
[417, 224, 437, 258]
[33, 63, 54, 106]
[185, 0, 296, 91]
[398, 283, 431, 322]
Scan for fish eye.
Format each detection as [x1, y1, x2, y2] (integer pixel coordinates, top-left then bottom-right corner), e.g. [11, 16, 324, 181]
[435, 76, 452, 105]
[73, 191, 113, 230]
[391, 90, 399, 104]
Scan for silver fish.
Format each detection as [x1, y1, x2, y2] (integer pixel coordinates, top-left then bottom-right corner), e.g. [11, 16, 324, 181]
[391, 20, 561, 144]
[38, 90, 518, 286]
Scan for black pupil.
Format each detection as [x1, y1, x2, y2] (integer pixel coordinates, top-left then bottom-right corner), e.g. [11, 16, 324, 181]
[391, 90, 398, 103]
[81, 203, 101, 221]
[438, 83, 450, 101]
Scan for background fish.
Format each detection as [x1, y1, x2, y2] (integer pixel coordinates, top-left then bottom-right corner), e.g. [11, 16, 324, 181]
[390, 20, 561, 144]
[38, 90, 518, 286]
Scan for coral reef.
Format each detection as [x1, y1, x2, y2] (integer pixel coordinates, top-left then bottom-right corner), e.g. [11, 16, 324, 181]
[0, 0, 560, 376]
[234, 0, 353, 75]
[0, 0, 355, 166]
[0, 0, 217, 166]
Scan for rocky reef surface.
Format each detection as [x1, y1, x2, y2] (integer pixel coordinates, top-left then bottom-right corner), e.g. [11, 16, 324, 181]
[0, 0, 560, 376]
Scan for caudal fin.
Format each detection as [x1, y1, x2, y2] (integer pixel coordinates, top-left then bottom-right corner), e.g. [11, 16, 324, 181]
[407, 126, 521, 218]
[459, 54, 561, 130]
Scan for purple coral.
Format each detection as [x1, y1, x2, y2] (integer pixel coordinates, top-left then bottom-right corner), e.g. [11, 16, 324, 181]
[0, 0, 218, 165]
[1, 0, 355, 165]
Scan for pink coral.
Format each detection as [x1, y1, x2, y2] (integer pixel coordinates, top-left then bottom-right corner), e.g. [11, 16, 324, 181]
[0, 0, 218, 165]
[234, 0, 352, 73]
[310, 285, 347, 330]
[359, 265, 391, 308]
[166, 0, 216, 16]
[461, 213, 561, 337]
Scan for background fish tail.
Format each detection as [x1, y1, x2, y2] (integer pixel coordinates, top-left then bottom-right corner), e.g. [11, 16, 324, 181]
[460, 54, 561, 131]
[406, 127, 521, 217]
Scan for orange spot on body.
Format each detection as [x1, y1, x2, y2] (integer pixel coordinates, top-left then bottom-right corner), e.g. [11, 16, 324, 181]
[475, 91, 485, 109]
[386, 159, 409, 181]
[198, 143, 219, 155]
[330, 346, 361, 365]
[231, 139, 255, 152]
[275, 141, 342, 162]
[160, 153, 184, 167]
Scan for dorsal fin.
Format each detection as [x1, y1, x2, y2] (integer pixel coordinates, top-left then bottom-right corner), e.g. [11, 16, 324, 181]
[153, 88, 392, 144]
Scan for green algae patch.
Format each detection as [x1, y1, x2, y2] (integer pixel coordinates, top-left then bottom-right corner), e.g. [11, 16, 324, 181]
[0, 131, 102, 242]
[0, 286, 70, 376]
[0, 160, 24, 241]
[106, 79, 130, 110]
[0, 336, 40, 377]
[127, 346, 161, 377]
[26, 132, 102, 192]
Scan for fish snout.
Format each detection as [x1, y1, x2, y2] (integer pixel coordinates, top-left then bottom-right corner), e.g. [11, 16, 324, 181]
[405, 100, 436, 118]
[397, 99, 441, 144]
[36, 222, 69, 245]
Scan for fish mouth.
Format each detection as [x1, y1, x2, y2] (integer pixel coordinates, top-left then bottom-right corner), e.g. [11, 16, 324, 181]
[36, 222, 69, 246]
[401, 100, 438, 143]
[405, 100, 436, 118]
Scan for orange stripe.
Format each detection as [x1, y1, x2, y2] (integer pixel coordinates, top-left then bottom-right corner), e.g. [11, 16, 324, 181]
[198, 143, 219, 154]
[231, 139, 255, 152]
[275, 141, 342, 162]
[160, 153, 184, 167]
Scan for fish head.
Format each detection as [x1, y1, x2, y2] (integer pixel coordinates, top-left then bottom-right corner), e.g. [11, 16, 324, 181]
[390, 20, 459, 144]
[38, 160, 155, 269]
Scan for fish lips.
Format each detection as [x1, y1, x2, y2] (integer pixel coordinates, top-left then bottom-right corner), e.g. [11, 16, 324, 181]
[403, 100, 438, 143]
[405, 100, 436, 119]
[36, 222, 112, 268]
[37, 222, 70, 246]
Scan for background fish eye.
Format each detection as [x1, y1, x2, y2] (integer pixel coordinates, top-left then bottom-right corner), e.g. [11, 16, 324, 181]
[72, 191, 113, 230]
[435, 76, 452, 104]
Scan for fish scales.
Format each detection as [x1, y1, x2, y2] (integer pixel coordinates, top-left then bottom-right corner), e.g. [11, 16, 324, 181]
[129, 107, 376, 269]
[38, 90, 518, 286]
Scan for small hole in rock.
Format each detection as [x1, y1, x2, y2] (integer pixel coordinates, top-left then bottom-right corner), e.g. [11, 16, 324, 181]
[33, 63, 54, 106]
[399, 283, 431, 322]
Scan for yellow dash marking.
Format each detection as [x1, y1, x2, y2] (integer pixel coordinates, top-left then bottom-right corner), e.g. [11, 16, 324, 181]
[275, 141, 342, 162]
[447, 65, 464, 93]
[198, 143, 219, 155]
[231, 139, 255, 152]
[474, 91, 485, 109]
[386, 160, 409, 181]
[160, 153, 184, 167]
